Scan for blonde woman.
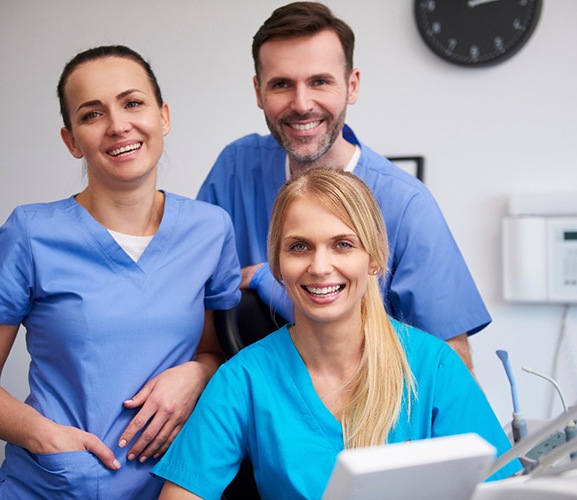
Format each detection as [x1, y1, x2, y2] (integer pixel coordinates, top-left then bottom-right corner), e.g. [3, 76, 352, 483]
[154, 168, 520, 499]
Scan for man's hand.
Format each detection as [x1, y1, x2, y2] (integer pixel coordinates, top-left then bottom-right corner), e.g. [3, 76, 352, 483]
[240, 263, 263, 289]
[446, 333, 474, 373]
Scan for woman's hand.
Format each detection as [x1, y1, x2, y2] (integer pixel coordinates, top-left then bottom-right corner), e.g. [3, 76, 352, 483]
[118, 312, 225, 462]
[118, 360, 211, 462]
[40, 423, 121, 470]
[1, 325, 119, 471]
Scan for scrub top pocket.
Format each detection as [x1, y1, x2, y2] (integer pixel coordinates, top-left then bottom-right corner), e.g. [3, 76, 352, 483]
[1, 445, 102, 499]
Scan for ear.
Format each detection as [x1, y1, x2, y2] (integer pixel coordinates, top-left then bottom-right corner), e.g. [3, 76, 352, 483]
[160, 102, 171, 136]
[60, 127, 84, 159]
[253, 75, 264, 110]
[347, 68, 360, 105]
[368, 257, 379, 276]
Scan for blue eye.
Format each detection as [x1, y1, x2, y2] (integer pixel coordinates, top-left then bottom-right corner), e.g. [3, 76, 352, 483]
[289, 243, 307, 252]
[335, 241, 355, 252]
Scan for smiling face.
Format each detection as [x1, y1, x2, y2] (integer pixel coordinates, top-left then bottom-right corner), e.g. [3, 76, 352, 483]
[279, 196, 373, 329]
[60, 56, 170, 192]
[253, 30, 359, 169]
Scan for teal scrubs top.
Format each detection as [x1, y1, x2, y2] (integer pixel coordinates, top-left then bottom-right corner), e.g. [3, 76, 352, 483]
[152, 323, 520, 499]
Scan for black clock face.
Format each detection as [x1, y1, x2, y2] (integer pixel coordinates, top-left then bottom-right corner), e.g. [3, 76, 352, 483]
[414, 0, 542, 67]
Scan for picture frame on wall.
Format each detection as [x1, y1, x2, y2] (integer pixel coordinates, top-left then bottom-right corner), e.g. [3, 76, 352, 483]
[388, 156, 425, 183]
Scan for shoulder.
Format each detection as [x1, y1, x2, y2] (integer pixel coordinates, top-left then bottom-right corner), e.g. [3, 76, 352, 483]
[1, 197, 75, 228]
[217, 327, 291, 382]
[344, 126, 434, 207]
[392, 319, 460, 370]
[215, 133, 284, 165]
[165, 192, 233, 223]
[199, 134, 285, 198]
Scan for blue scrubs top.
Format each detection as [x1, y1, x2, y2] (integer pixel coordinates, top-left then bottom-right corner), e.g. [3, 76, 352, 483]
[152, 323, 520, 499]
[197, 125, 491, 340]
[0, 193, 241, 499]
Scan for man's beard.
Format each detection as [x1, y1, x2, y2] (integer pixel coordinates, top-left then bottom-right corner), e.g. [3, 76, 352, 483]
[265, 106, 347, 166]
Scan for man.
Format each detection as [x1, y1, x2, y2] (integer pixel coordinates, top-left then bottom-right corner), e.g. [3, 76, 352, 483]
[198, 2, 489, 370]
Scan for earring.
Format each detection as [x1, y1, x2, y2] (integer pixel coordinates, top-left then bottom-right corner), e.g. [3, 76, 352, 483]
[371, 269, 378, 275]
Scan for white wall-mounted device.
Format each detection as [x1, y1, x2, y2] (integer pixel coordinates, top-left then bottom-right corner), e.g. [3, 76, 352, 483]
[503, 193, 577, 303]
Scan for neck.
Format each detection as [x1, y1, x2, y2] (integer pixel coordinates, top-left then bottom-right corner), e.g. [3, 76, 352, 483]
[290, 312, 363, 378]
[289, 135, 356, 175]
[291, 318, 363, 418]
[75, 186, 164, 236]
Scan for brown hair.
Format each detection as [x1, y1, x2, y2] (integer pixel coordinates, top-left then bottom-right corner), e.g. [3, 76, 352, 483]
[252, 2, 355, 77]
[57, 45, 163, 131]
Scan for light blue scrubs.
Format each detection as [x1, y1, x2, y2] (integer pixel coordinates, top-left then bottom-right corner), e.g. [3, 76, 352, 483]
[152, 322, 521, 499]
[197, 125, 491, 339]
[0, 193, 241, 499]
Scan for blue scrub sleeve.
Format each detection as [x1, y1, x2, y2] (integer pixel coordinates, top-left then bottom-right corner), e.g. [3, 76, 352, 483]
[0, 208, 33, 324]
[249, 263, 294, 322]
[203, 211, 242, 311]
[385, 195, 491, 339]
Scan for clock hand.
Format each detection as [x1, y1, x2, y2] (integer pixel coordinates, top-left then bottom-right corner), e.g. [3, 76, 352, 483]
[468, 0, 501, 7]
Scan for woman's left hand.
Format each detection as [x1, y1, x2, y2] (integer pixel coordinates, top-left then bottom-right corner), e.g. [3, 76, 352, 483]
[118, 311, 225, 462]
[118, 360, 211, 462]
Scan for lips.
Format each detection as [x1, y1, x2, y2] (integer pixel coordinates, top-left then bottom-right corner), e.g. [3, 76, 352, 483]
[108, 142, 142, 157]
[289, 121, 321, 131]
[303, 284, 344, 297]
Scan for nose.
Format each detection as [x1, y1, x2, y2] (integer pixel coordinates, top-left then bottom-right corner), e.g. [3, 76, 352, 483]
[106, 110, 131, 136]
[290, 84, 313, 115]
[308, 248, 332, 276]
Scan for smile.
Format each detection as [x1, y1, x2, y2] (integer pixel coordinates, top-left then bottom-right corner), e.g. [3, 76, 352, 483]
[108, 142, 142, 157]
[303, 284, 344, 297]
[289, 121, 321, 131]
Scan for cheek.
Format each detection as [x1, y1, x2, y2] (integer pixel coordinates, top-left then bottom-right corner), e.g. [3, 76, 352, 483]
[261, 95, 286, 116]
[279, 255, 305, 284]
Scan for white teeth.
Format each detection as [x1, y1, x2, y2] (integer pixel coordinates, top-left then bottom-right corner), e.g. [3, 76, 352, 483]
[305, 285, 342, 296]
[290, 121, 320, 131]
[109, 143, 142, 157]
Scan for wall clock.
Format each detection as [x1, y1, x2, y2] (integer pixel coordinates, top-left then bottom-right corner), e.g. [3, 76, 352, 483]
[414, 0, 543, 67]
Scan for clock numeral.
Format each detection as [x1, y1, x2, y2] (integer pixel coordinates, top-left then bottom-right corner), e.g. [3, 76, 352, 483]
[427, 21, 441, 36]
[420, 0, 436, 12]
[513, 18, 526, 31]
[494, 37, 505, 52]
[470, 45, 480, 61]
[446, 38, 457, 54]
[519, 0, 528, 6]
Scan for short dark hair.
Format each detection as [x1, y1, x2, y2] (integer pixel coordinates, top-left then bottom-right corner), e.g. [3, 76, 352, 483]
[57, 45, 163, 131]
[252, 2, 355, 77]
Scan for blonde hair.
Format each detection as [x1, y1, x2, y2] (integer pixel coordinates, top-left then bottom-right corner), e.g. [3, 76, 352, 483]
[268, 167, 415, 448]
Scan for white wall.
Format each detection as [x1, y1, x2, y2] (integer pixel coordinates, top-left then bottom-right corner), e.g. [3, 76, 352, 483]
[1, 0, 576, 461]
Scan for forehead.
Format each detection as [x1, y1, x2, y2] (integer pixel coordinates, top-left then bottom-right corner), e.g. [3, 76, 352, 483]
[64, 57, 151, 102]
[258, 30, 347, 79]
[282, 197, 354, 237]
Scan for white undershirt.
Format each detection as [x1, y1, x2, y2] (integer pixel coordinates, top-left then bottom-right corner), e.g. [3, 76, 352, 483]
[108, 230, 153, 262]
[284, 145, 361, 180]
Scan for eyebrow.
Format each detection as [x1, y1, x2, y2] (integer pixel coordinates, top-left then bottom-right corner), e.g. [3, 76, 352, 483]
[283, 233, 359, 243]
[265, 72, 336, 87]
[75, 89, 143, 113]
